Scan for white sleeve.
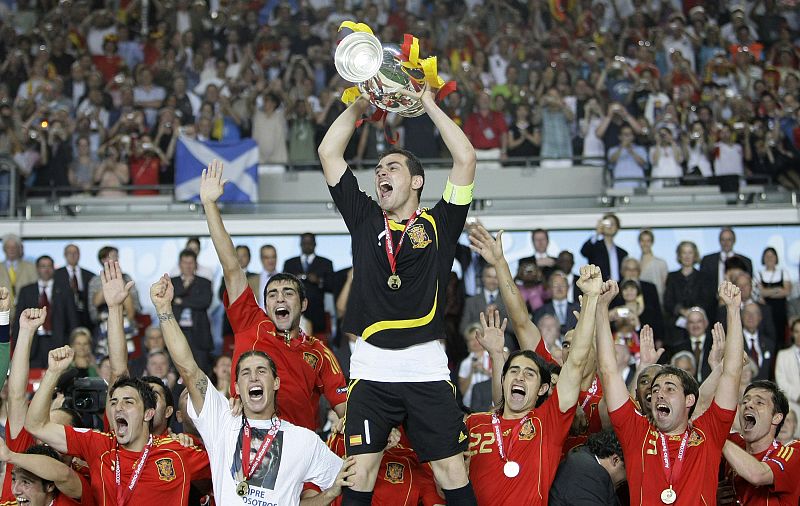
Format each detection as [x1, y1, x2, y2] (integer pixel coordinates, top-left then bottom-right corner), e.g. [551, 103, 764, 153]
[458, 357, 472, 379]
[302, 432, 343, 490]
[187, 378, 235, 451]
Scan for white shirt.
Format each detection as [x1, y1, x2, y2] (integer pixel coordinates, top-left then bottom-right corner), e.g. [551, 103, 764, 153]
[301, 254, 316, 272]
[350, 338, 450, 382]
[188, 385, 341, 506]
[714, 142, 744, 177]
[484, 289, 499, 306]
[606, 241, 620, 281]
[458, 351, 491, 407]
[38, 279, 54, 301]
[744, 330, 763, 367]
[718, 251, 735, 287]
[66, 265, 84, 291]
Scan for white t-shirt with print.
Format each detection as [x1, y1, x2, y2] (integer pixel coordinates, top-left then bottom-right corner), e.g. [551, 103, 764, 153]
[188, 382, 342, 506]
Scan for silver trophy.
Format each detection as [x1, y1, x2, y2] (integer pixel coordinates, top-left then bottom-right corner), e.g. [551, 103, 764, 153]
[334, 31, 426, 117]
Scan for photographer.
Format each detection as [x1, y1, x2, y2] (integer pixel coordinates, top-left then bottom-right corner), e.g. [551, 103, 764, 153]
[715, 123, 748, 192]
[649, 126, 684, 187]
[92, 144, 129, 196]
[129, 134, 167, 195]
[682, 120, 713, 180]
[0, 99, 22, 215]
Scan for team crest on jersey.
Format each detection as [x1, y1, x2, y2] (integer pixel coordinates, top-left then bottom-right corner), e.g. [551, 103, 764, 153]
[687, 430, 704, 447]
[303, 352, 319, 370]
[385, 462, 405, 484]
[518, 419, 536, 440]
[156, 458, 177, 482]
[407, 224, 432, 249]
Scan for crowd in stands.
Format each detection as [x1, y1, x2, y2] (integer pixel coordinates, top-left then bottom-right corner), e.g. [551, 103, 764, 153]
[3, 0, 800, 214]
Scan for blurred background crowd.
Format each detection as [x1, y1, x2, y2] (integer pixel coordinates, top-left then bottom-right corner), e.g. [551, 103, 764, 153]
[2, 0, 800, 212]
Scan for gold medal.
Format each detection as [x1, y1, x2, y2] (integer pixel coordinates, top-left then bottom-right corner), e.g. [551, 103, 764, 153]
[660, 487, 676, 504]
[236, 480, 249, 496]
[387, 274, 401, 290]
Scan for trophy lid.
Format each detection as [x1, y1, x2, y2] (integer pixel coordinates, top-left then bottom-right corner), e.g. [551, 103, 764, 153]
[334, 31, 384, 83]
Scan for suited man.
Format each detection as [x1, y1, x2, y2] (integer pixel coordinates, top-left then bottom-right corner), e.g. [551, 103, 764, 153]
[0, 233, 38, 312]
[672, 307, 714, 381]
[14, 255, 80, 368]
[580, 213, 628, 281]
[611, 257, 665, 340]
[699, 227, 753, 288]
[219, 245, 258, 348]
[334, 332, 357, 381]
[717, 271, 776, 345]
[550, 429, 626, 506]
[533, 271, 580, 335]
[775, 318, 800, 437]
[742, 302, 775, 380]
[519, 229, 559, 280]
[556, 250, 582, 304]
[54, 244, 95, 330]
[460, 266, 513, 348]
[130, 326, 166, 378]
[171, 249, 213, 373]
[283, 233, 333, 336]
[256, 244, 279, 309]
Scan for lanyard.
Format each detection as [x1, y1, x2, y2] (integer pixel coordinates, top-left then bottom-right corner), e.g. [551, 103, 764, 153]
[658, 428, 690, 489]
[115, 435, 153, 506]
[242, 417, 281, 481]
[382, 209, 422, 275]
[761, 440, 780, 462]
[581, 377, 599, 410]
[491, 412, 530, 463]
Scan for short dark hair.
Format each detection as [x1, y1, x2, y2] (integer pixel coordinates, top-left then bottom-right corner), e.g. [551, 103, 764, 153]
[500, 350, 552, 409]
[720, 227, 736, 241]
[36, 255, 54, 267]
[236, 245, 251, 257]
[587, 428, 624, 462]
[651, 366, 700, 418]
[532, 228, 549, 240]
[21, 444, 61, 494]
[620, 279, 641, 295]
[761, 247, 779, 266]
[179, 248, 197, 261]
[378, 147, 425, 200]
[97, 246, 118, 264]
[265, 272, 307, 303]
[109, 376, 157, 431]
[744, 380, 789, 435]
[142, 375, 175, 413]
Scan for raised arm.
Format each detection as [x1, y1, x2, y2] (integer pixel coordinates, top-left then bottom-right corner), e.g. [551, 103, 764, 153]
[317, 96, 371, 186]
[102, 261, 134, 384]
[8, 307, 47, 439]
[200, 160, 248, 303]
[24, 346, 73, 454]
[595, 280, 629, 413]
[692, 322, 726, 419]
[0, 287, 10, 393]
[722, 441, 774, 486]
[557, 266, 601, 412]
[627, 324, 664, 398]
[476, 310, 508, 407]
[715, 281, 744, 411]
[0, 436, 84, 499]
[469, 226, 542, 350]
[150, 274, 209, 414]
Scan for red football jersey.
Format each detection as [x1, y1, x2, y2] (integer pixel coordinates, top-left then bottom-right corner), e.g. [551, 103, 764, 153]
[64, 427, 210, 505]
[224, 286, 347, 431]
[562, 381, 604, 455]
[610, 398, 735, 505]
[466, 387, 576, 505]
[727, 433, 800, 505]
[326, 433, 444, 506]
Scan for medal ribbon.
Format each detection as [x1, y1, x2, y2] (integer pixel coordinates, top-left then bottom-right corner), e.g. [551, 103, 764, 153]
[580, 377, 599, 410]
[242, 417, 281, 481]
[658, 428, 690, 489]
[115, 435, 153, 506]
[382, 209, 422, 277]
[761, 440, 780, 462]
[491, 412, 530, 463]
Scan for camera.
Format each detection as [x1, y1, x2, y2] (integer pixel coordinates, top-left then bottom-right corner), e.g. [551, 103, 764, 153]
[61, 376, 107, 415]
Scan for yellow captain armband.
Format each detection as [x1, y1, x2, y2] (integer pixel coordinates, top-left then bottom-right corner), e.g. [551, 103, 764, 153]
[443, 179, 474, 205]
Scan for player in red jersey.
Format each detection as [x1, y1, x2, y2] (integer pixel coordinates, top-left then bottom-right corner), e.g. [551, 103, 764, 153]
[465, 265, 602, 505]
[723, 380, 800, 505]
[200, 160, 346, 431]
[25, 346, 211, 505]
[598, 280, 744, 505]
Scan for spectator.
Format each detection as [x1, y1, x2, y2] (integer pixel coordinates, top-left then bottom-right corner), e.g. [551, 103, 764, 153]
[130, 326, 166, 378]
[457, 322, 492, 410]
[287, 99, 319, 170]
[670, 350, 698, 379]
[514, 259, 547, 313]
[580, 98, 605, 166]
[581, 213, 628, 281]
[0, 233, 37, 307]
[92, 145, 129, 196]
[714, 123, 748, 192]
[53, 244, 95, 330]
[775, 318, 800, 438]
[252, 92, 288, 166]
[257, 244, 279, 309]
[615, 258, 664, 339]
[460, 265, 511, 345]
[663, 240, 716, 347]
[683, 121, 714, 180]
[170, 249, 213, 373]
[128, 135, 167, 196]
[87, 246, 141, 352]
[68, 136, 98, 193]
[463, 91, 508, 170]
[519, 228, 558, 279]
[533, 271, 580, 335]
[637, 229, 668, 305]
[742, 302, 775, 381]
[539, 87, 574, 166]
[504, 103, 540, 166]
[649, 127, 684, 187]
[282, 233, 333, 337]
[68, 327, 98, 377]
[757, 247, 792, 346]
[700, 227, 754, 289]
[608, 124, 648, 188]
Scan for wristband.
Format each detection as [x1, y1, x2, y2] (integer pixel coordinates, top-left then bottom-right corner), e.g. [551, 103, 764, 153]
[158, 313, 175, 322]
[443, 179, 474, 205]
[0, 310, 9, 326]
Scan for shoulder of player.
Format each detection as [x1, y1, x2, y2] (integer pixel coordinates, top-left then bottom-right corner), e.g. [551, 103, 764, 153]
[71, 427, 115, 440]
[153, 435, 207, 453]
[726, 432, 746, 446]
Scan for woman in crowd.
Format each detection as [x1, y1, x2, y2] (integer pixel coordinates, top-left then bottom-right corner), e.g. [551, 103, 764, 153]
[638, 229, 668, 304]
[663, 240, 716, 346]
[758, 247, 792, 345]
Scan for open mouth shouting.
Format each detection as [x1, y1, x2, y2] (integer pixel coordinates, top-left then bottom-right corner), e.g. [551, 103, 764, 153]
[655, 402, 672, 422]
[248, 385, 265, 402]
[378, 180, 393, 201]
[115, 414, 130, 438]
[273, 305, 290, 323]
[742, 412, 757, 431]
[509, 383, 527, 404]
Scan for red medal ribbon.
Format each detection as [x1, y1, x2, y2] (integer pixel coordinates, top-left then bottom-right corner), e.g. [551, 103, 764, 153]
[491, 412, 530, 464]
[115, 435, 153, 506]
[242, 417, 281, 481]
[657, 427, 690, 489]
[382, 209, 422, 276]
[580, 377, 599, 410]
[761, 440, 780, 462]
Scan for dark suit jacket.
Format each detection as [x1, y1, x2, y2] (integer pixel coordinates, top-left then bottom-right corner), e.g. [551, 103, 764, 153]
[54, 266, 95, 329]
[333, 340, 353, 382]
[14, 281, 80, 369]
[610, 279, 665, 340]
[699, 252, 753, 287]
[533, 300, 580, 334]
[672, 334, 714, 382]
[550, 447, 621, 506]
[716, 303, 777, 359]
[580, 237, 629, 281]
[283, 255, 334, 334]
[460, 291, 515, 350]
[171, 275, 213, 352]
[743, 330, 776, 381]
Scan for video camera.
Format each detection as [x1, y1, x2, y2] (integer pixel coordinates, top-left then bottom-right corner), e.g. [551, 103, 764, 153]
[58, 369, 107, 415]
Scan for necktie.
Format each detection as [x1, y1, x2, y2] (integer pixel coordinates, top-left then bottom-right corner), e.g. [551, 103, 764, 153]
[302, 256, 309, 273]
[8, 264, 16, 296]
[488, 293, 495, 305]
[39, 287, 53, 333]
[692, 340, 703, 372]
[70, 269, 79, 294]
[556, 302, 565, 324]
[748, 338, 760, 366]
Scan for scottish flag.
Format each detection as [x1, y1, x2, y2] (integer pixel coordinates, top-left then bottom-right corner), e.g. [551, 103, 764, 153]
[175, 136, 259, 203]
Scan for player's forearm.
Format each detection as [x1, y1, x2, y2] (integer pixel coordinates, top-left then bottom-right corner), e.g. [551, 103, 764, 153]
[722, 302, 744, 379]
[723, 441, 774, 486]
[490, 350, 505, 407]
[318, 99, 368, 185]
[300, 489, 337, 506]
[693, 366, 721, 420]
[202, 200, 241, 274]
[107, 305, 129, 383]
[158, 313, 201, 380]
[568, 295, 598, 367]
[6, 451, 82, 497]
[26, 370, 59, 432]
[8, 331, 34, 406]
[496, 258, 541, 350]
[423, 97, 476, 185]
